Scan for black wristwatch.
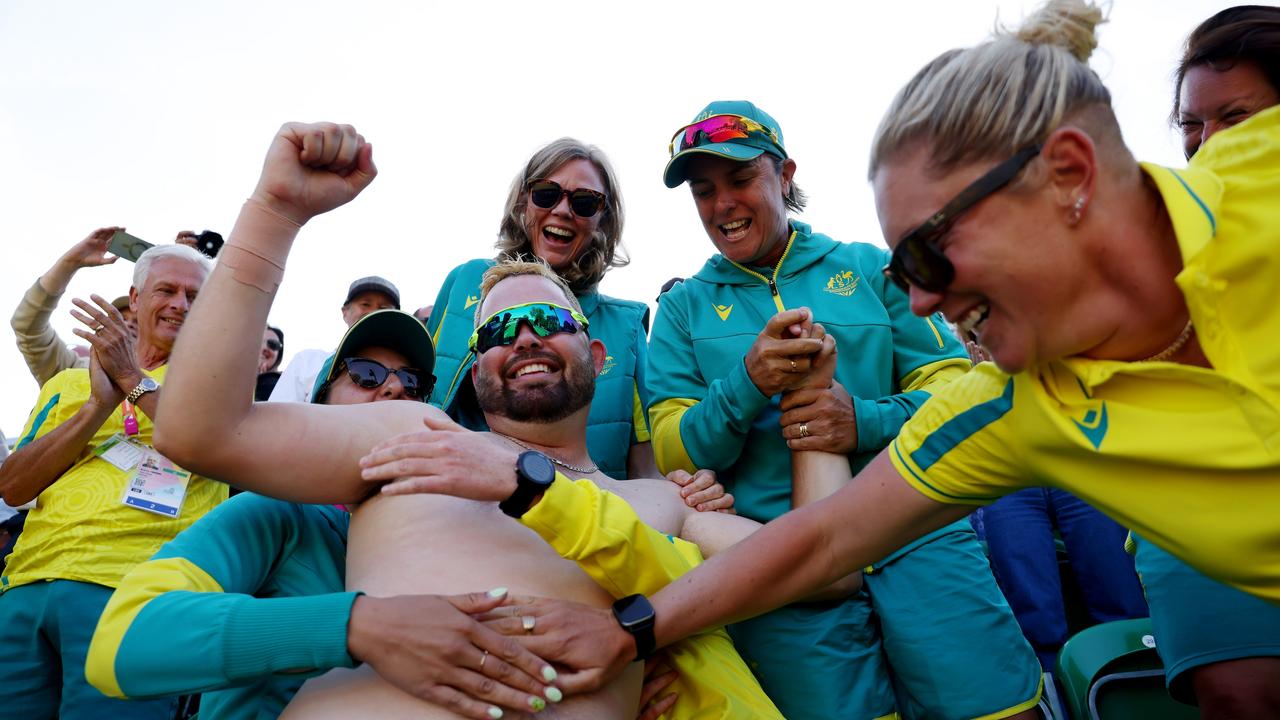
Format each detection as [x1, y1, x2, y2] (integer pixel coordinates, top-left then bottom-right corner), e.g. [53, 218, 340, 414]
[499, 451, 556, 518]
[612, 594, 656, 662]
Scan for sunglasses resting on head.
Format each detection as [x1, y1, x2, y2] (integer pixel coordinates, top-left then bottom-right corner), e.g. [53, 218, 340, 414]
[668, 114, 781, 156]
[469, 302, 590, 354]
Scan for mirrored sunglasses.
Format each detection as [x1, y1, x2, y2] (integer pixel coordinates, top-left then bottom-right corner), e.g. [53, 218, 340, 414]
[668, 114, 781, 156]
[468, 302, 589, 354]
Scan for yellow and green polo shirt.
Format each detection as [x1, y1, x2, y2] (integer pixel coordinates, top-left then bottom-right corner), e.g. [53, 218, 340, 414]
[890, 106, 1280, 603]
[3, 365, 228, 591]
[522, 474, 785, 719]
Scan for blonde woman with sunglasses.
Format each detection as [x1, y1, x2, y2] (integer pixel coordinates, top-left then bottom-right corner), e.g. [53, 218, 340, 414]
[425, 140, 677, 487]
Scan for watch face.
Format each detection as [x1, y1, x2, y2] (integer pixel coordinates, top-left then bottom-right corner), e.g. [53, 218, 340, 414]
[517, 451, 555, 486]
[614, 594, 654, 627]
[141, 377, 160, 391]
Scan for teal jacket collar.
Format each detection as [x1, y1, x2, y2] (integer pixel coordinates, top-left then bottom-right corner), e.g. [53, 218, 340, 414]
[576, 288, 600, 317]
[692, 221, 843, 286]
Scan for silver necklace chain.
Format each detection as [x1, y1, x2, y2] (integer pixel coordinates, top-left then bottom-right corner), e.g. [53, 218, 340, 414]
[491, 431, 599, 475]
[1139, 319, 1195, 363]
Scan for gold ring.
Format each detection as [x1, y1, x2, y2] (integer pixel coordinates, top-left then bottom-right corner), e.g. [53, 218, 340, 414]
[798, 423, 810, 439]
[790, 359, 798, 372]
[522, 615, 536, 633]
[479, 650, 489, 670]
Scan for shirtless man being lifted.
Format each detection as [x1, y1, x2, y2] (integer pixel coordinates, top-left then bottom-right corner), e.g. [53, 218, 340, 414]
[155, 123, 843, 719]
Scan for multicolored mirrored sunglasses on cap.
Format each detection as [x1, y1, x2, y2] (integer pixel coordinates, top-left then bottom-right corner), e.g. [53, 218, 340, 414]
[337, 357, 433, 400]
[668, 114, 781, 156]
[527, 180, 607, 218]
[468, 302, 590, 354]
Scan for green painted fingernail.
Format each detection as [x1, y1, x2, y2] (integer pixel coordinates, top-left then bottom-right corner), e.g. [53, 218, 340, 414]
[487, 587, 508, 598]
[541, 665, 558, 682]
[528, 696, 546, 711]
[545, 687, 563, 703]
[487, 707, 503, 719]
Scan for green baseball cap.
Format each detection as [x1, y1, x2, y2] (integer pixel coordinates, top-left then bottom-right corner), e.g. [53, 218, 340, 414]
[663, 100, 788, 188]
[311, 309, 436, 403]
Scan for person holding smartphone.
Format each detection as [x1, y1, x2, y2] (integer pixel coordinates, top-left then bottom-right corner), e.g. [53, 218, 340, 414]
[11, 227, 124, 386]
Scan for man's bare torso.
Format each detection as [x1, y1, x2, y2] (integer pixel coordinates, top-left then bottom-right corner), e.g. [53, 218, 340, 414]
[283, 491, 644, 719]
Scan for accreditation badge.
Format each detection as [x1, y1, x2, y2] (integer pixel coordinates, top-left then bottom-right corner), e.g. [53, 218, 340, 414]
[121, 449, 192, 517]
[94, 433, 146, 472]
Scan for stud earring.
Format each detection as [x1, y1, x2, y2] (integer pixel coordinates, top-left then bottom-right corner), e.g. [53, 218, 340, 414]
[1067, 195, 1087, 225]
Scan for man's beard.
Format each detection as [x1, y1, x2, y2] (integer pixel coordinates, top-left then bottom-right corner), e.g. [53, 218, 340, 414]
[475, 346, 595, 423]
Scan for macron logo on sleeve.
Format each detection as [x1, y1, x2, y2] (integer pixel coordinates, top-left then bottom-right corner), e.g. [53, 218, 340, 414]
[1073, 402, 1109, 450]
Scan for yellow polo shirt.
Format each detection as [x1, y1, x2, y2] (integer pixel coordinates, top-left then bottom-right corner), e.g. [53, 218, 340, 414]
[890, 106, 1280, 603]
[3, 365, 228, 590]
[522, 474, 785, 720]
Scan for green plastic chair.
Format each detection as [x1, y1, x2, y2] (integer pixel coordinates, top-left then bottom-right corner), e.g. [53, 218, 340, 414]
[1055, 618, 1198, 719]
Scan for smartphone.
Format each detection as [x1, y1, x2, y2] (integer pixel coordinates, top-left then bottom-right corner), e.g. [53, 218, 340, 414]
[194, 230, 224, 258]
[107, 231, 154, 263]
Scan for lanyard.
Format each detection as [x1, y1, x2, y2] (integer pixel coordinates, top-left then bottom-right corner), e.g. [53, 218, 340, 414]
[121, 399, 140, 437]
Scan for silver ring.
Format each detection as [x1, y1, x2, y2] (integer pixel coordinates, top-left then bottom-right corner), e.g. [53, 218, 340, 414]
[522, 615, 536, 634]
[479, 650, 489, 670]
[798, 423, 810, 439]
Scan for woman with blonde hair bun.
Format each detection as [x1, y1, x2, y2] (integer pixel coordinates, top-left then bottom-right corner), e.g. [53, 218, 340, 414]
[528, 0, 1280, 691]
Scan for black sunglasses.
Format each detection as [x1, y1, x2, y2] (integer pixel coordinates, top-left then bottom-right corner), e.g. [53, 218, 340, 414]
[265, 339, 283, 353]
[883, 145, 1042, 293]
[336, 357, 434, 401]
[528, 179, 606, 218]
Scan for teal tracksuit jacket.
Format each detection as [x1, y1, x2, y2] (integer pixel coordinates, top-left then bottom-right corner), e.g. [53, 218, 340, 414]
[427, 258, 651, 479]
[648, 220, 969, 523]
[87, 493, 356, 719]
[647, 221, 977, 719]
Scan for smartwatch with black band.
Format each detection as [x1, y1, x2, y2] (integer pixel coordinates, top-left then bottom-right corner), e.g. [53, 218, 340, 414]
[611, 593, 656, 661]
[499, 450, 556, 518]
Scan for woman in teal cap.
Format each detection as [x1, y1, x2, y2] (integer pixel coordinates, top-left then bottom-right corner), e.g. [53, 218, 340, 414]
[648, 99, 1041, 720]
[426, 139, 659, 481]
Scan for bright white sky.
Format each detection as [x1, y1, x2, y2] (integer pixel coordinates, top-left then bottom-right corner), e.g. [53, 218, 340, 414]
[0, 0, 1232, 438]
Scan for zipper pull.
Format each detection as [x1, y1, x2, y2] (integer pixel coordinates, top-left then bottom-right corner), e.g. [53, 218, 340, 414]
[768, 278, 778, 296]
